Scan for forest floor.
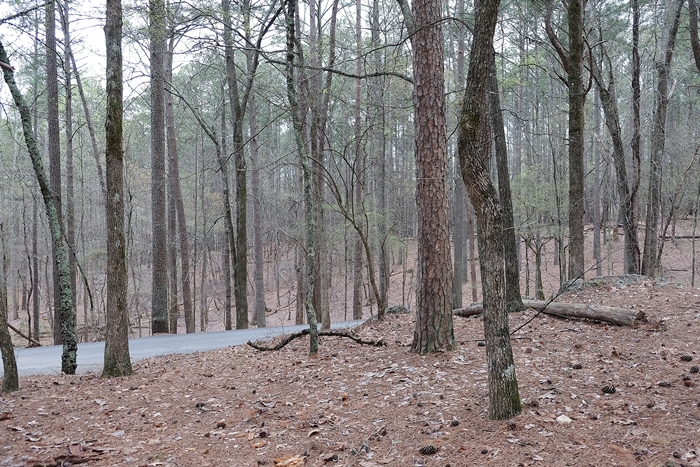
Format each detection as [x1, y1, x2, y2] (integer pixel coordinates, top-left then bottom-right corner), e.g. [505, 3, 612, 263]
[2, 277, 700, 467]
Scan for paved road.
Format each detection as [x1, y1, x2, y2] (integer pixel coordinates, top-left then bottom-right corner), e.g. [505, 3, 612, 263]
[1, 321, 365, 377]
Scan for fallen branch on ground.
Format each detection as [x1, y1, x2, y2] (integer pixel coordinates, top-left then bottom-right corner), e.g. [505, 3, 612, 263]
[454, 299, 646, 327]
[247, 329, 386, 351]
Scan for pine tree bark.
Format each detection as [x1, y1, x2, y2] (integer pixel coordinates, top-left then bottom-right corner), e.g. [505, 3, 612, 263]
[456, 0, 521, 420]
[150, 0, 169, 334]
[103, 0, 133, 377]
[410, 0, 455, 354]
[46, 0, 64, 345]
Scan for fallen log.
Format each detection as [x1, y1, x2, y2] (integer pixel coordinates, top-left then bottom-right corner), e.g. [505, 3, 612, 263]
[248, 328, 386, 351]
[454, 299, 646, 327]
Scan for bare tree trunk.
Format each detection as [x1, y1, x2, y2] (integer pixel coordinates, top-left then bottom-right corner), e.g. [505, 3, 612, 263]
[30, 30, 40, 341]
[167, 132, 178, 334]
[218, 100, 234, 331]
[631, 0, 641, 258]
[303, 0, 340, 326]
[70, 51, 106, 199]
[452, 0, 466, 309]
[286, 0, 318, 354]
[0, 223, 19, 391]
[164, 38, 192, 332]
[59, 0, 77, 330]
[352, 0, 363, 321]
[370, 0, 389, 318]
[150, 0, 169, 334]
[591, 45, 641, 274]
[567, 0, 586, 281]
[593, 90, 602, 276]
[409, 0, 454, 354]
[46, 0, 64, 345]
[222, 0, 266, 330]
[544, 0, 587, 281]
[489, 51, 524, 312]
[295, 245, 305, 325]
[453, 178, 466, 309]
[32, 191, 39, 341]
[457, 0, 521, 420]
[642, 0, 683, 277]
[103, 0, 133, 376]
[249, 89, 266, 328]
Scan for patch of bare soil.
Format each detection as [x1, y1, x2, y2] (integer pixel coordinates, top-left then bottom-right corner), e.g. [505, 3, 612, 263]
[2, 281, 700, 467]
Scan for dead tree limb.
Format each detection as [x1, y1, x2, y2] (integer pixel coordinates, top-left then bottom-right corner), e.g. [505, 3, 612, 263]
[455, 299, 646, 327]
[248, 329, 386, 351]
[7, 323, 41, 347]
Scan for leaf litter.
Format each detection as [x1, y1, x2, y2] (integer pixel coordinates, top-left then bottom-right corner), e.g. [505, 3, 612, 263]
[1, 282, 700, 466]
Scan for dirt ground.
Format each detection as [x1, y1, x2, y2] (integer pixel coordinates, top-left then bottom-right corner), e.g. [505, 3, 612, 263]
[2, 276, 700, 467]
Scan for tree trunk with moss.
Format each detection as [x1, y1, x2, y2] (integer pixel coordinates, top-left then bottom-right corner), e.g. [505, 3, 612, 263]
[456, 0, 521, 420]
[1, 40, 77, 375]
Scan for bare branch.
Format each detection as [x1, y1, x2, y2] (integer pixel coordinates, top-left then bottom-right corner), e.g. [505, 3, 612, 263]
[267, 58, 413, 84]
[0, 1, 52, 25]
[248, 328, 386, 351]
[544, 2, 569, 74]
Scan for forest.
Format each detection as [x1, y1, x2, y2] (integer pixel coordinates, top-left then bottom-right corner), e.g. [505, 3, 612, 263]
[1, 0, 700, 464]
[0, 0, 699, 404]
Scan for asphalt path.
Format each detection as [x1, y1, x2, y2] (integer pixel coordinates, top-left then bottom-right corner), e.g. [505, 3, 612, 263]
[2, 320, 365, 377]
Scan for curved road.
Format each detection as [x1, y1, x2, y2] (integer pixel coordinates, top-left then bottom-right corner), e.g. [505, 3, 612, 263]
[2, 320, 365, 377]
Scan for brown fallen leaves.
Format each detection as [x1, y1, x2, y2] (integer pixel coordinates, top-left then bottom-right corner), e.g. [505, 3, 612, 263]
[1, 281, 700, 467]
[274, 455, 304, 466]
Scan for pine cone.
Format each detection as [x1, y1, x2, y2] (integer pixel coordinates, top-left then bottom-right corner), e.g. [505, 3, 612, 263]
[419, 444, 438, 455]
